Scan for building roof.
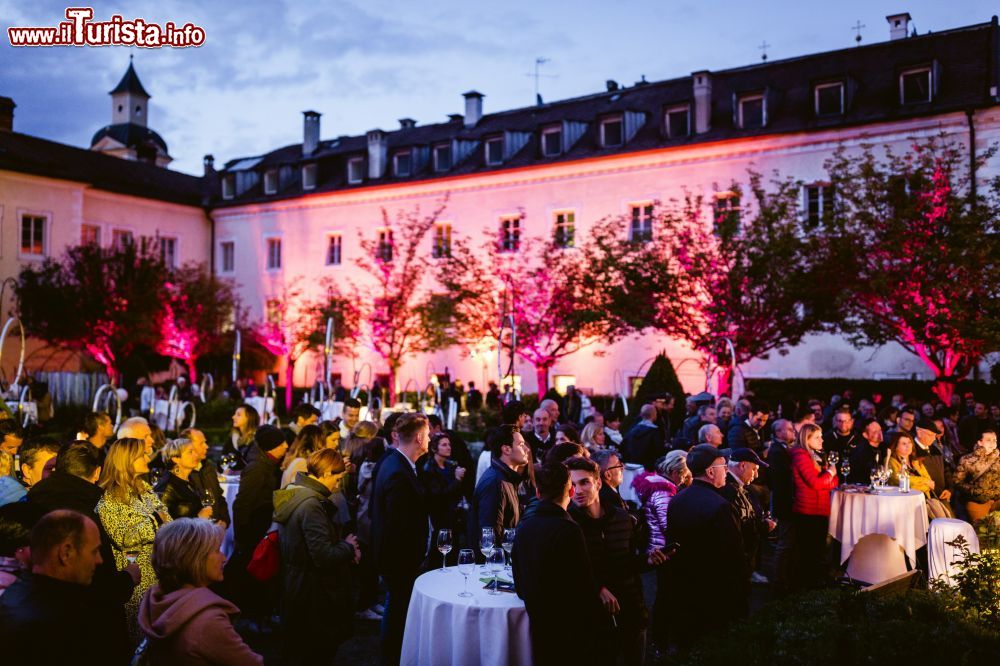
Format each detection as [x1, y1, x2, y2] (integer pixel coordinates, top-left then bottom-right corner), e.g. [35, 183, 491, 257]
[213, 18, 1000, 207]
[0, 131, 202, 206]
[90, 122, 169, 154]
[109, 62, 151, 98]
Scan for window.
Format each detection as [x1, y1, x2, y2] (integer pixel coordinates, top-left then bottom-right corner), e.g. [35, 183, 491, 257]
[326, 234, 342, 266]
[553, 211, 575, 248]
[629, 204, 653, 243]
[111, 229, 133, 251]
[265, 299, 281, 325]
[302, 164, 317, 190]
[81, 223, 101, 246]
[220, 241, 235, 273]
[553, 375, 577, 396]
[347, 157, 365, 184]
[20, 214, 45, 256]
[804, 184, 835, 229]
[600, 116, 624, 147]
[433, 144, 452, 172]
[499, 215, 521, 253]
[159, 236, 178, 268]
[738, 94, 765, 128]
[263, 169, 278, 194]
[714, 193, 741, 229]
[900, 67, 932, 104]
[432, 223, 452, 258]
[376, 229, 394, 262]
[485, 137, 503, 165]
[394, 151, 412, 177]
[266, 237, 282, 270]
[814, 82, 844, 116]
[221, 174, 235, 200]
[665, 106, 690, 137]
[542, 126, 562, 156]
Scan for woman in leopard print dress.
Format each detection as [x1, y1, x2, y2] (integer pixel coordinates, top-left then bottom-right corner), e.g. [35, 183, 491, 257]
[96, 438, 172, 648]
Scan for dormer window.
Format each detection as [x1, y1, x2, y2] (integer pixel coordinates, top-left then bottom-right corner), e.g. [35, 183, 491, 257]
[485, 137, 503, 166]
[394, 151, 412, 177]
[900, 67, 932, 104]
[433, 144, 452, 172]
[542, 126, 562, 156]
[347, 157, 365, 184]
[665, 105, 690, 138]
[302, 164, 317, 190]
[738, 94, 765, 129]
[222, 174, 235, 200]
[814, 82, 845, 116]
[263, 169, 278, 195]
[600, 116, 624, 147]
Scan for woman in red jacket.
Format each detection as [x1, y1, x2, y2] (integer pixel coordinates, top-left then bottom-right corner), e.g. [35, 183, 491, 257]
[789, 422, 838, 590]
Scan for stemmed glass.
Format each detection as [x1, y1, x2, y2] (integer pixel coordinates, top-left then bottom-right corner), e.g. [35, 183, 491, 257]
[436, 529, 452, 572]
[124, 548, 140, 566]
[200, 488, 215, 510]
[840, 459, 851, 484]
[457, 549, 475, 598]
[487, 550, 506, 595]
[869, 467, 879, 492]
[502, 528, 515, 575]
[220, 453, 237, 473]
[480, 528, 495, 573]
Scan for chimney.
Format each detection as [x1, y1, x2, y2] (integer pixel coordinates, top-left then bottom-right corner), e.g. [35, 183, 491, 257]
[399, 118, 417, 129]
[203, 154, 215, 175]
[692, 71, 712, 134]
[0, 97, 14, 132]
[463, 91, 483, 128]
[302, 110, 321, 156]
[367, 129, 387, 179]
[201, 154, 218, 207]
[448, 113, 464, 123]
[606, 80, 619, 92]
[886, 13, 912, 41]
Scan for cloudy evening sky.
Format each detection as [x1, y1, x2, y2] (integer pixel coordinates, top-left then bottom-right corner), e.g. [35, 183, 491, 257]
[1, 1, 995, 175]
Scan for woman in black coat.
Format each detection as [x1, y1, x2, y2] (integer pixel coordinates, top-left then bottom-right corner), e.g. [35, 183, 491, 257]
[154, 439, 214, 521]
[418, 433, 467, 535]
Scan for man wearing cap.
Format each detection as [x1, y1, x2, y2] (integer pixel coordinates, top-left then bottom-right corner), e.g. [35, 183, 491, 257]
[914, 419, 952, 502]
[663, 444, 747, 648]
[720, 448, 775, 583]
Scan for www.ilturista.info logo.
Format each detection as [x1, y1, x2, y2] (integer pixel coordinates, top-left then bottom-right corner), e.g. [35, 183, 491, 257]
[8, 8, 206, 48]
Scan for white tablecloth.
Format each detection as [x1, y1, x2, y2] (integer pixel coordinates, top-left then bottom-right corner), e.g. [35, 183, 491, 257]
[828, 487, 929, 565]
[620, 463, 644, 504]
[401, 568, 531, 666]
[220, 475, 240, 558]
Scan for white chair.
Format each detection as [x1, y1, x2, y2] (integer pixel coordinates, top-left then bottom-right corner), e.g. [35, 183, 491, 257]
[845, 534, 908, 585]
[928, 517, 979, 586]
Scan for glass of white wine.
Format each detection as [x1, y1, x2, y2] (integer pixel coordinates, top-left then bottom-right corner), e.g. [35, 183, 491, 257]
[480, 528, 495, 573]
[487, 549, 506, 595]
[502, 528, 515, 575]
[436, 529, 452, 572]
[457, 549, 475, 598]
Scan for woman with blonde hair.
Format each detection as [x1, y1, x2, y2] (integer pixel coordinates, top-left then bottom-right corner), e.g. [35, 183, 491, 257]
[280, 424, 325, 489]
[138, 518, 262, 665]
[580, 421, 608, 451]
[155, 439, 215, 520]
[97, 438, 172, 647]
[788, 422, 838, 590]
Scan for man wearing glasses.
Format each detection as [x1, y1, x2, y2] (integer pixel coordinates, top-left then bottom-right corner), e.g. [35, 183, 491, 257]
[592, 449, 627, 510]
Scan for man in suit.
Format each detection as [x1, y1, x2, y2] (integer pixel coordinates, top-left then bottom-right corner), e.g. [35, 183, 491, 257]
[847, 420, 886, 485]
[372, 413, 431, 666]
[727, 402, 769, 454]
[621, 404, 665, 471]
[913, 419, 952, 503]
[664, 445, 747, 648]
[523, 408, 557, 462]
[764, 419, 796, 595]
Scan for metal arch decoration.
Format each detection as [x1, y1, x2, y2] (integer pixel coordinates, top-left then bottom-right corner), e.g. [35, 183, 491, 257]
[0, 316, 27, 393]
[705, 337, 741, 398]
[400, 378, 419, 410]
[263, 374, 278, 425]
[166, 384, 197, 433]
[92, 383, 123, 430]
[351, 363, 372, 400]
[497, 314, 516, 400]
[232, 329, 241, 384]
[612, 368, 630, 417]
[199, 373, 214, 403]
[16, 384, 34, 428]
[324, 316, 335, 387]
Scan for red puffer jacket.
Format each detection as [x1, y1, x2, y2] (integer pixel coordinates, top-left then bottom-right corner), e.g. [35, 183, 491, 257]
[790, 447, 838, 516]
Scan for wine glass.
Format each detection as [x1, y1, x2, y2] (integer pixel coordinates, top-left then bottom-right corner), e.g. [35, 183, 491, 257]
[869, 467, 879, 491]
[200, 488, 215, 509]
[480, 528, 495, 572]
[124, 549, 140, 566]
[502, 528, 515, 575]
[840, 459, 851, 483]
[436, 529, 452, 572]
[487, 549, 506, 595]
[457, 549, 475, 598]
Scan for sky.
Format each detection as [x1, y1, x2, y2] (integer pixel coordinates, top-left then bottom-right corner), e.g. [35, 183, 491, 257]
[1, 1, 996, 175]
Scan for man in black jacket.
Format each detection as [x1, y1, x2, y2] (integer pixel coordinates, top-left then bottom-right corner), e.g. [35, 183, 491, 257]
[727, 402, 770, 453]
[720, 448, 774, 583]
[567, 457, 665, 664]
[372, 413, 431, 666]
[823, 409, 860, 457]
[914, 419, 952, 503]
[664, 445, 747, 648]
[764, 419, 795, 595]
[622, 404, 665, 471]
[513, 462, 602, 665]
[473, 424, 529, 546]
[27, 442, 138, 665]
[847, 420, 886, 485]
[523, 407, 557, 462]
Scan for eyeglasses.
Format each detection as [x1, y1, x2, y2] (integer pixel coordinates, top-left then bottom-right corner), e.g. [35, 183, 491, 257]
[605, 464, 624, 471]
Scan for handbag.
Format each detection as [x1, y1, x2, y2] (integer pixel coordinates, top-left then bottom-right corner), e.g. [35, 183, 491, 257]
[246, 529, 281, 582]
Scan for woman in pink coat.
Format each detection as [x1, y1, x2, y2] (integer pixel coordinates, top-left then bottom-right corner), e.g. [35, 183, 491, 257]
[789, 423, 838, 590]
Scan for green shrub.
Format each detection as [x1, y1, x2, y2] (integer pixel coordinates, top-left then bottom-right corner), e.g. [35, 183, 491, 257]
[931, 535, 1000, 631]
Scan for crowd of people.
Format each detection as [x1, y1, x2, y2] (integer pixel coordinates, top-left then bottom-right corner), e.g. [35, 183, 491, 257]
[0, 379, 998, 665]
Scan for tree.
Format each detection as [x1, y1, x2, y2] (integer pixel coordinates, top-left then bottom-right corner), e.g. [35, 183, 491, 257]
[437, 216, 641, 393]
[823, 138, 1000, 403]
[155, 263, 238, 381]
[631, 352, 686, 428]
[16, 239, 169, 384]
[651, 173, 832, 397]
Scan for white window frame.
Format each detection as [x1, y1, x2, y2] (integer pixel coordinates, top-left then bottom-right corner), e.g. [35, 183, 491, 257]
[264, 235, 283, 272]
[159, 235, 179, 268]
[302, 163, 317, 190]
[627, 203, 653, 243]
[325, 233, 343, 266]
[484, 137, 503, 166]
[433, 144, 452, 172]
[347, 157, 365, 184]
[393, 150, 412, 177]
[713, 192, 741, 228]
[431, 222, 452, 259]
[664, 105, 690, 138]
[263, 169, 278, 195]
[111, 227, 135, 251]
[18, 210, 49, 259]
[600, 116, 624, 147]
[814, 82, 845, 116]
[553, 210, 576, 249]
[499, 214, 521, 253]
[802, 183, 834, 229]
[80, 222, 102, 247]
[738, 94, 766, 129]
[541, 126, 562, 156]
[219, 240, 236, 274]
[899, 66, 932, 104]
[221, 174, 235, 200]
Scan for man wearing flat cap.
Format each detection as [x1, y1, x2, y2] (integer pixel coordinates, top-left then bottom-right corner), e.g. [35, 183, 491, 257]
[913, 419, 952, 503]
[720, 448, 775, 582]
